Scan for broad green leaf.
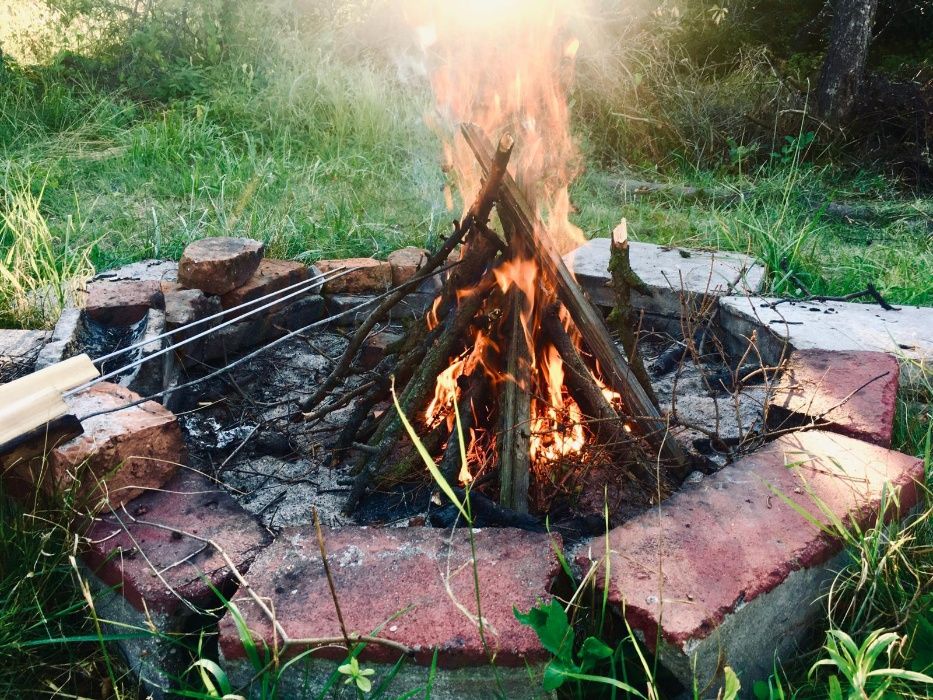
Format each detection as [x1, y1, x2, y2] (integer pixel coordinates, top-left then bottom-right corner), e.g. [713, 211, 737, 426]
[579, 636, 613, 672]
[514, 600, 574, 660]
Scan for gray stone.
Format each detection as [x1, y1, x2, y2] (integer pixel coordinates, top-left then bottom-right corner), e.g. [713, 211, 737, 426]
[222, 655, 552, 700]
[0, 329, 50, 382]
[34, 307, 82, 370]
[719, 296, 933, 385]
[323, 293, 433, 326]
[92, 259, 177, 284]
[563, 238, 764, 326]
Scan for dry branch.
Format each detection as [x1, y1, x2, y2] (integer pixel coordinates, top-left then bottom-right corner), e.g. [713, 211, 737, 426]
[460, 123, 687, 469]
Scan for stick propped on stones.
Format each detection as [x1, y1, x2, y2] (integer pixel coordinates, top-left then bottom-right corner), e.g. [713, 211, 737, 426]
[460, 123, 687, 470]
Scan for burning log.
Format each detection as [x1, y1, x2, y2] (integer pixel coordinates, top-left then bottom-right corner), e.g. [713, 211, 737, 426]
[608, 220, 659, 408]
[540, 304, 625, 446]
[460, 123, 688, 470]
[439, 374, 488, 484]
[342, 278, 493, 514]
[497, 287, 532, 513]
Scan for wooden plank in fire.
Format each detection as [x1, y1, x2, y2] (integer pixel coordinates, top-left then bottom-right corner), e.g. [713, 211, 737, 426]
[460, 123, 687, 468]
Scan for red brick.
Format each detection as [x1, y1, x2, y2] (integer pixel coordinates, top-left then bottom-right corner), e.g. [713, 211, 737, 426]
[178, 237, 264, 295]
[219, 526, 560, 667]
[82, 469, 270, 615]
[359, 329, 403, 369]
[579, 430, 923, 653]
[52, 383, 185, 512]
[388, 246, 429, 286]
[219, 258, 311, 319]
[85, 280, 164, 326]
[316, 257, 392, 294]
[768, 349, 900, 447]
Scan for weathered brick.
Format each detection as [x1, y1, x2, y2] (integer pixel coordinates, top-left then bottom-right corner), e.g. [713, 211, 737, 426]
[85, 280, 164, 326]
[768, 349, 900, 447]
[219, 526, 559, 668]
[220, 258, 312, 319]
[316, 257, 392, 294]
[178, 237, 264, 295]
[81, 468, 270, 698]
[388, 246, 429, 286]
[51, 383, 185, 511]
[359, 329, 403, 369]
[578, 430, 923, 691]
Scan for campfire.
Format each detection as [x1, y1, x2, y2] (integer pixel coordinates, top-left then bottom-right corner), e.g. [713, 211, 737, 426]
[299, 1, 688, 518]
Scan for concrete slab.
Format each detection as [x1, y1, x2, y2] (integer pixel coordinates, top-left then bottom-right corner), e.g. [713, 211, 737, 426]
[563, 239, 764, 322]
[719, 296, 933, 382]
[576, 430, 924, 693]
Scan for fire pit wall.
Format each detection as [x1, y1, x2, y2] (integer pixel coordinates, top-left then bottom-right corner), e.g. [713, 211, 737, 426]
[12, 236, 930, 699]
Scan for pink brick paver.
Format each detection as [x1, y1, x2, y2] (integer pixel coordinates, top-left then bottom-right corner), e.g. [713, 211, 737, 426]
[219, 526, 560, 667]
[577, 430, 923, 690]
[83, 468, 270, 614]
[768, 349, 900, 447]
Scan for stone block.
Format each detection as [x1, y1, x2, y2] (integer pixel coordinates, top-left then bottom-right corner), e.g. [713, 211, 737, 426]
[48, 383, 185, 511]
[323, 293, 432, 326]
[388, 246, 429, 285]
[0, 329, 49, 382]
[178, 237, 264, 295]
[359, 329, 403, 369]
[316, 257, 392, 294]
[219, 526, 560, 699]
[563, 238, 763, 323]
[34, 307, 82, 371]
[718, 296, 933, 386]
[85, 280, 165, 326]
[577, 430, 924, 692]
[81, 468, 270, 698]
[219, 258, 313, 319]
[768, 349, 900, 447]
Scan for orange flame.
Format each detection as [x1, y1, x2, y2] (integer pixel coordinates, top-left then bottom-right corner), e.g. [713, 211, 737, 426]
[408, 0, 585, 254]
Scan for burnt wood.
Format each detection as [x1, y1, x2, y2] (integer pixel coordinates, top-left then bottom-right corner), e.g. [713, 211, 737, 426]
[299, 135, 514, 416]
[497, 287, 531, 513]
[461, 123, 687, 468]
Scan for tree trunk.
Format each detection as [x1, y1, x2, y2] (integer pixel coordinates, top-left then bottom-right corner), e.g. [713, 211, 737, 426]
[816, 0, 880, 125]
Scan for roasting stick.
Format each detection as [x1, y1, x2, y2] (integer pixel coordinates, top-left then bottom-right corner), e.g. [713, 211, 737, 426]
[0, 355, 99, 450]
[75, 265, 460, 422]
[64, 265, 364, 397]
[91, 265, 351, 366]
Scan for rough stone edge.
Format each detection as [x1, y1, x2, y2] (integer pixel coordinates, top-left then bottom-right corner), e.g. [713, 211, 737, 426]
[221, 650, 553, 700]
[653, 550, 847, 692]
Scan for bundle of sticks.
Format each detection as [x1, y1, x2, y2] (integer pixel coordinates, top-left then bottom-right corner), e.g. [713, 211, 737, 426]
[299, 125, 688, 516]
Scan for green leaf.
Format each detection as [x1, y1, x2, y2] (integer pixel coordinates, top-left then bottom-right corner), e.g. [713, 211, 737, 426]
[542, 660, 579, 691]
[827, 674, 843, 700]
[356, 675, 373, 693]
[720, 666, 741, 700]
[579, 636, 613, 672]
[514, 600, 573, 660]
